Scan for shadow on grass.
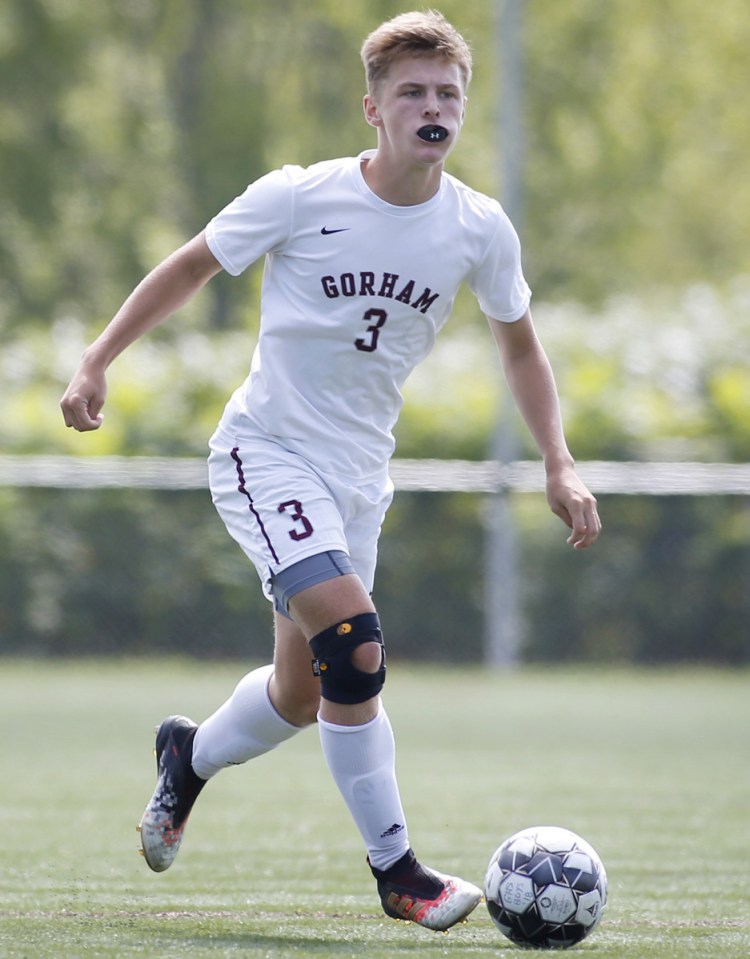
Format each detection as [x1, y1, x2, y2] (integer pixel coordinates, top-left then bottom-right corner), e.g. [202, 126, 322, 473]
[134, 909, 503, 956]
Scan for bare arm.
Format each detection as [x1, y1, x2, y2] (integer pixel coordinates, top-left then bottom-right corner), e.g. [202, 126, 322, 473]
[60, 232, 223, 432]
[487, 309, 601, 549]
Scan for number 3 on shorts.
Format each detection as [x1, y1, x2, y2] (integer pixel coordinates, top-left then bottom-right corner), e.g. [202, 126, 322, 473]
[278, 500, 314, 541]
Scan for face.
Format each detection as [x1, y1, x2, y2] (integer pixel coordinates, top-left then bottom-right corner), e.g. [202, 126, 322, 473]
[363, 55, 467, 168]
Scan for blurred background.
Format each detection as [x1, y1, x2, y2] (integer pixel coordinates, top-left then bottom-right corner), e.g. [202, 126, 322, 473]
[1, 0, 748, 665]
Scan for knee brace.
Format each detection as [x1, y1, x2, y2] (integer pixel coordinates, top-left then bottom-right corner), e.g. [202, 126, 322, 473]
[310, 612, 386, 705]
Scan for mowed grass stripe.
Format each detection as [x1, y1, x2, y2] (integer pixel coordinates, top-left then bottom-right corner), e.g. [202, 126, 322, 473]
[1, 660, 748, 958]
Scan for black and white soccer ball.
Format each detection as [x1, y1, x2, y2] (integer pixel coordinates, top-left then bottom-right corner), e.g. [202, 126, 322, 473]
[484, 825, 608, 949]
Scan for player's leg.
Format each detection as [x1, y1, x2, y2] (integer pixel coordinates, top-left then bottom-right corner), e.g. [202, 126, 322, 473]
[139, 611, 326, 873]
[137, 437, 330, 871]
[190, 653, 308, 779]
[190, 567, 378, 762]
[139, 435, 479, 925]
[287, 572, 379, 726]
[286, 575, 482, 932]
[268, 612, 323, 727]
[138, 644, 306, 872]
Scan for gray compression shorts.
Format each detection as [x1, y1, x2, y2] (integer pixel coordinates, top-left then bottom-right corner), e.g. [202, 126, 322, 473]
[271, 550, 356, 618]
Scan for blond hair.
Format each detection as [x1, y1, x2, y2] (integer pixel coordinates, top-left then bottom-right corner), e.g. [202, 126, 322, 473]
[360, 10, 472, 94]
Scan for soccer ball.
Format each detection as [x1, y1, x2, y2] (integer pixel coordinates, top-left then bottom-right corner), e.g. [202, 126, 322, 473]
[484, 825, 608, 949]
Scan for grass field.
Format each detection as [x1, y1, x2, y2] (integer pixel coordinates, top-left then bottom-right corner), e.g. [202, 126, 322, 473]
[1, 659, 748, 958]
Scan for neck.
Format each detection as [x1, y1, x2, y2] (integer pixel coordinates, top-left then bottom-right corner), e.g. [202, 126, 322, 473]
[361, 154, 443, 206]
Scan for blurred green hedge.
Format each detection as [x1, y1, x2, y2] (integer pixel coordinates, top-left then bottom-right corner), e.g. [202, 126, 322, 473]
[2, 486, 747, 664]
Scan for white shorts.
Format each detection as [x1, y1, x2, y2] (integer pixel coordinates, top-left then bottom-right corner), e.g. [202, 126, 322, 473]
[208, 429, 394, 606]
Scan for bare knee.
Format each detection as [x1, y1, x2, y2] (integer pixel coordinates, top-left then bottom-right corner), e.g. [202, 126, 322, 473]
[350, 640, 384, 674]
[284, 698, 320, 728]
[268, 673, 320, 728]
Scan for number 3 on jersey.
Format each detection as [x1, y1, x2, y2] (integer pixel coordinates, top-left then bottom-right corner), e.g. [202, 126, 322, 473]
[355, 308, 387, 352]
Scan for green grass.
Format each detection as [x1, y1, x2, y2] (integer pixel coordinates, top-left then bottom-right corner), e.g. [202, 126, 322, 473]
[1, 659, 748, 958]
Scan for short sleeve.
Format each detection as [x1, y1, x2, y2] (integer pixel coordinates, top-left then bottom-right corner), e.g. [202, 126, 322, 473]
[205, 168, 295, 276]
[467, 209, 531, 322]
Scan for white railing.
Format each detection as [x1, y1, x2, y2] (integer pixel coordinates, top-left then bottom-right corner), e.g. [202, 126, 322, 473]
[1, 455, 748, 495]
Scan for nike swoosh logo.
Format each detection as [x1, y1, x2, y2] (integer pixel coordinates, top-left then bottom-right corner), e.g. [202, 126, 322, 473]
[321, 226, 351, 235]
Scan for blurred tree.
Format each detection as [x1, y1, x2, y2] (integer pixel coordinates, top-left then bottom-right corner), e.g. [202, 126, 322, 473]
[1, 1, 749, 664]
[2, 0, 748, 338]
[523, 0, 750, 302]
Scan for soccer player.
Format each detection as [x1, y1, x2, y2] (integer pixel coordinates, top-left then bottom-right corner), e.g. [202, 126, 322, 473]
[60, 10, 600, 932]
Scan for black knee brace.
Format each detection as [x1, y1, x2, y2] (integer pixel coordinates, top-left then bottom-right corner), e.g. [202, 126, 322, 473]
[309, 612, 386, 705]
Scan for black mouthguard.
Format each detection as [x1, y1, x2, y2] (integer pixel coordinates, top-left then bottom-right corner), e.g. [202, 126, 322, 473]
[417, 125, 448, 142]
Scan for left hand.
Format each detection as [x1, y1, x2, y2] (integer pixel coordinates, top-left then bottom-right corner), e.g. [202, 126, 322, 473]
[546, 467, 601, 550]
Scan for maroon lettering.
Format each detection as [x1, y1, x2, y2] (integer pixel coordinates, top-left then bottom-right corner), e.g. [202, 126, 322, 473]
[395, 279, 415, 304]
[355, 308, 388, 353]
[278, 500, 314, 541]
[411, 288, 439, 313]
[321, 275, 338, 298]
[320, 272, 441, 314]
[378, 273, 399, 298]
[340, 272, 356, 296]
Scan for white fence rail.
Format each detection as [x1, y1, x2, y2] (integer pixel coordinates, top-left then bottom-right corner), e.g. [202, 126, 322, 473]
[1, 455, 749, 495]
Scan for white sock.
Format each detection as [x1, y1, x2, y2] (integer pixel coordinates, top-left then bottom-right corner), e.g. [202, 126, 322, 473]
[191, 664, 301, 779]
[318, 705, 410, 871]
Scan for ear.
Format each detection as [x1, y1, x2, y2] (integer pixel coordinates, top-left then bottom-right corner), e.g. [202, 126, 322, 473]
[363, 94, 382, 128]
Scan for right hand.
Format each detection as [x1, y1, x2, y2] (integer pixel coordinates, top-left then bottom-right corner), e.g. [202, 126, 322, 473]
[60, 362, 107, 432]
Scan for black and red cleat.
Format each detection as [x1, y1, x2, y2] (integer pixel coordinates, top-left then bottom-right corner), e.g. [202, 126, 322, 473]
[136, 715, 206, 872]
[371, 849, 482, 931]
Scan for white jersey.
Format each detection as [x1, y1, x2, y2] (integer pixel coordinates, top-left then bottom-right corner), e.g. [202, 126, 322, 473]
[205, 150, 531, 482]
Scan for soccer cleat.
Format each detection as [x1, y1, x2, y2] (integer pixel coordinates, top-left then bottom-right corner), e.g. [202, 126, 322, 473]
[370, 849, 482, 932]
[137, 714, 206, 872]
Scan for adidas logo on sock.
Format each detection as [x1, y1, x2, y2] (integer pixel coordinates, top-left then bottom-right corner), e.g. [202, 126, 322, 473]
[380, 822, 405, 838]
